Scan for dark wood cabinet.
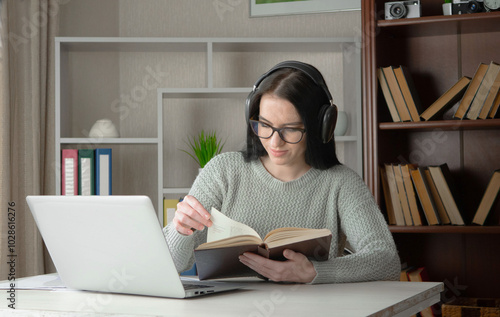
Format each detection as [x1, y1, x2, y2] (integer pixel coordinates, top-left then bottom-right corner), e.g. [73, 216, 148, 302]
[362, 0, 500, 297]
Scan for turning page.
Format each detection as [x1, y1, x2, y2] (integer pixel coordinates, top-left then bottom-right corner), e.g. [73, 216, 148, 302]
[207, 208, 260, 243]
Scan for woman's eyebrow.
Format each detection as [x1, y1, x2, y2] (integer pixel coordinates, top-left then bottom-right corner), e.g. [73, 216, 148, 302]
[258, 116, 303, 127]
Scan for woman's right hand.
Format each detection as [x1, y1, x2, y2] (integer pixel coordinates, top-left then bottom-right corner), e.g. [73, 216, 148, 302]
[173, 195, 212, 235]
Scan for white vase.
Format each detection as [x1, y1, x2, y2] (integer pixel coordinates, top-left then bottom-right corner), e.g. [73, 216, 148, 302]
[442, 3, 452, 15]
[89, 119, 119, 138]
[334, 111, 348, 136]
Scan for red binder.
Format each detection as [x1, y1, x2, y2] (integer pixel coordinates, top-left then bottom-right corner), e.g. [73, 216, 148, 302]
[61, 149, 78, 195]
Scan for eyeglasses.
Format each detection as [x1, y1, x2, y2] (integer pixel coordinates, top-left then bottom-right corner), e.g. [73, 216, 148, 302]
[249, 119, 306, 144]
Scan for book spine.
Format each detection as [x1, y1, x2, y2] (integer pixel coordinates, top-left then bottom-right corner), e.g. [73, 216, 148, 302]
[454, 63, 488, 119]
[385, 164, 406, 226]
[78, 149, 95, 195]
[472, 170, 500, 225]
[382, 66, 412, 122]
[479, 71, 500, 119]
[163, 198, 179, 227]
[377, 68, 401, 122]
[62, 149, 78, 196]
[95, 148, 112, 195]
[394, 66, 421, 122]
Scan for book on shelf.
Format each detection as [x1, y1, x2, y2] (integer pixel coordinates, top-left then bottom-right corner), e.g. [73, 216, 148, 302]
[163, 198, 179, 227]
[78, 149, 95, 195]
[393, 164, 414, 225]
[410, 167, 441, 225]
[472, 170, 500, 225]
[479, 69, 500, 119]
[427, 164, 464, 225]
[393, 66, 422, 122]
[488, 88, 500, 118]
[194, 208, 332, 280]
[423, 169, 451, 225]
[400, 164, 423, 226]
[380, 166, 397, 225]
[400, 265, 415, 282]
[381, 66, 412, 122]
[466, 61, 500, 120]
[383, 164, 406, 226]
[454, 63, 488, 119]
[377, 68, 401, 122]
[61, 149, 78, 196]
[420, 76, 471, 121]
[407, 267, 436, 317]
[95, 148, 112, 195]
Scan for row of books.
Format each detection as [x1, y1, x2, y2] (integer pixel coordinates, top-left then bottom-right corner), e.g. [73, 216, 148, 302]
[378, 61, 500, 122]
[381, 163, 500, 226]
[62, 149, 112, 195]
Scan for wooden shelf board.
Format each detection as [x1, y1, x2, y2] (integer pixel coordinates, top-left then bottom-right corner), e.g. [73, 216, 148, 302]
[379, 119, 500, 131]
[377, 11, 500, 36]
[163, 188, 191, 194]
[378, 11, 500, 27]
[60, 137, 159, 144]
[389, 225, 500, 234]
[58, 37, 359, 53]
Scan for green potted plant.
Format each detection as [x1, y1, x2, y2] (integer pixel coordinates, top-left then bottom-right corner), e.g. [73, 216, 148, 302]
[180, 130, 225, 169]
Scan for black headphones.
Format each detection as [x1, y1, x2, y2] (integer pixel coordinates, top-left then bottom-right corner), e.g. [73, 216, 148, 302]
[245, 61, 338, 144]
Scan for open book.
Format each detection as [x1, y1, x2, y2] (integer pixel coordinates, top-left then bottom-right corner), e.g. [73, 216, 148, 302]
[194, 208, 332, 280]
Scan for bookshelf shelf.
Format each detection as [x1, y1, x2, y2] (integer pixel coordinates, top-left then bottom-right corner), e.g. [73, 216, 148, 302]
[378, 11, 500, 27]
[363, 0, 500, 297]
[163, 188, 191, 195]
[377, 11, 500, 37]
[379, 119, 500, 131]
[60, 138, 159, 144]
[389, 225, 500, 234]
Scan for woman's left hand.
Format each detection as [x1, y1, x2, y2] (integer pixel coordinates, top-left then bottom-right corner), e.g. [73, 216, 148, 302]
[238, 249, 317, 283]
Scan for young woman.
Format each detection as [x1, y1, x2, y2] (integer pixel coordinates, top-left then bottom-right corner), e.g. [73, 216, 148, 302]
[163, 61, 400, 284]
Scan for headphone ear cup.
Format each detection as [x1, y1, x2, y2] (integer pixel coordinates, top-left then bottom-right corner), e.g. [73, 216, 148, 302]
[245, 90, 255, 122]
[319, 104, 338, 143]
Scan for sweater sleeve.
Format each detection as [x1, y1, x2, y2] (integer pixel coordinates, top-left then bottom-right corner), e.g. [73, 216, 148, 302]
[310, 172, 401, 284]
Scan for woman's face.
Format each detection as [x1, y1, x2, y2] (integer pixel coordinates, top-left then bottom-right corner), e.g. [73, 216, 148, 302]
[257, 93, 308, 170]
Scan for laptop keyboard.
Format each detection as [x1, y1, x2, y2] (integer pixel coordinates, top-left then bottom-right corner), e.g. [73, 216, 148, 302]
[183, 283, 212, 290]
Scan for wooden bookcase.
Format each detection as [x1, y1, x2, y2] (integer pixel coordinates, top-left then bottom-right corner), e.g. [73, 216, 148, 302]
[362, 0, 500, 297]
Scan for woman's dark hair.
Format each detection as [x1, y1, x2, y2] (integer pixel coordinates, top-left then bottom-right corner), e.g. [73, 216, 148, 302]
[243, 64, 341, 170]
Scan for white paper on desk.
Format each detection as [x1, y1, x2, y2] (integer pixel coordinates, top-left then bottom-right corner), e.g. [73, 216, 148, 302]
[207, 207, 260, 242]
[0, 273, 68, 291]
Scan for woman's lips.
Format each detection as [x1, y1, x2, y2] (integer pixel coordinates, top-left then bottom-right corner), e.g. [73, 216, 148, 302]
[269, 148, 287, 157]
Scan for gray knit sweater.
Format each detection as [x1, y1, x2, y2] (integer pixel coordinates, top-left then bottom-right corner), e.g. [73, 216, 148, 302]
[163, 152, 400, 284]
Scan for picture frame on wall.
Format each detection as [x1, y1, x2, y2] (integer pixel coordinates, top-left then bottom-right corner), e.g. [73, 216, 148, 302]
[250, 0, 361, 17]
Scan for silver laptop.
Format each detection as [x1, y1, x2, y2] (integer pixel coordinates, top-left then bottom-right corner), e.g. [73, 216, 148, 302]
[26, 195, 244, 298]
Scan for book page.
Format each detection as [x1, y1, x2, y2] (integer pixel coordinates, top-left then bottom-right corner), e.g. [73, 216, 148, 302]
[207, 208, 261, 243]
[263, 228, 332, 247]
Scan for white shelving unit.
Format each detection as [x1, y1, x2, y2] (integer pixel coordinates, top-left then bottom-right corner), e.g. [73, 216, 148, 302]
[55, 37, 362, 224]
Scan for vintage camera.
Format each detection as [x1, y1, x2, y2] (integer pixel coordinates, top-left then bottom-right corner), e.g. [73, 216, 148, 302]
[452, 0, 486, 14]
[385, 1, 421, 20]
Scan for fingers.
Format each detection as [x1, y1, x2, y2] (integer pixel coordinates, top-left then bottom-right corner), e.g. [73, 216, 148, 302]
[239, 250, 316, 283]
[173, 195, 212, 235]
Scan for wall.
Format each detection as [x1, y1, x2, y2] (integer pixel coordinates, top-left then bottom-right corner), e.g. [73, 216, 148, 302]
[59, 0, 360, 38]
[57, 0, 361, 208]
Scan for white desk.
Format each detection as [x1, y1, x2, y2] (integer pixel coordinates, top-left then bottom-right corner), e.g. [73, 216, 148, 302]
[1, 275, 443, 317]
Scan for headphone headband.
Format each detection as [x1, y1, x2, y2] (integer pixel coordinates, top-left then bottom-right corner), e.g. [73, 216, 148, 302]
[251, 61, 333, 103]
